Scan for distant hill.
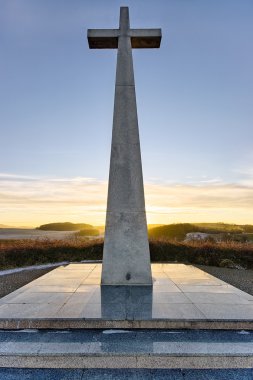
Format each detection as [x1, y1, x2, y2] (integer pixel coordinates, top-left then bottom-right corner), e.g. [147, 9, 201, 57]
[93, 224, 164, 235]
[77, 228, 100, 237]
[148, 223, 253, 241]
[95, 226, 105, 234]
[147, 224, 164, 230]
[36, 222, 94, 231]
[193, 223, 245, 233]
[149, 223, 199, 240]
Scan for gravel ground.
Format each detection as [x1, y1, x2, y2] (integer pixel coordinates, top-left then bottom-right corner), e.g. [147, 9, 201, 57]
[0, 264, 252, 299]
[197, 265, 253, 296]
[0, 268, 53, 298]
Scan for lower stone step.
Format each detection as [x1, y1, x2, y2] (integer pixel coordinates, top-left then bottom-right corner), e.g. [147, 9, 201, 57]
[0, 329, 252, 369]
[0, 368, 253, 379]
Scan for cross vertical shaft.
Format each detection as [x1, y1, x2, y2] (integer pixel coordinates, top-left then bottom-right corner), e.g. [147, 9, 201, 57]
[88, 7, 161, 285]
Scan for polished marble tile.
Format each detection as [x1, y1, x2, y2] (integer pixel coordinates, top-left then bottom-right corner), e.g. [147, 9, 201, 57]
[184, 292, 252, 305]
[55, 304, 87, 318]
[152, 292, 191, 304]
[3, 291, 72, 305]
[0, 303, 61, 318]
[152, 303, 205, 319]
[80, 304, 102, 319]
[75, 285, 100, 293]
[152, 284, 181, 292]
[170, 278, 225, 285]
[62, 292, 95, 305]
[177, 285, 235, 293]
[39, 277, 86, 283]
[82, 278, 101, 285]
[24, 285, 79, 293]
[196, 303, 253, 319]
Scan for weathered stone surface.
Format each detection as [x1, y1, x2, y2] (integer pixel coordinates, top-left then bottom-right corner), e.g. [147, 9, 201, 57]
[88, 29, 119, 49]
[130, 29, 162, 48]
[88, 7, 161, 285]
[102, 213, 151, 285]
[88, 7, 162, 285]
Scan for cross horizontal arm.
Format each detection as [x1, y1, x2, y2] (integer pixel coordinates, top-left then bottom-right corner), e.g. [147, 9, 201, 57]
[88, 29, 119, 49]
[87, 28, 162, 49]
[130, 29, 162, 48]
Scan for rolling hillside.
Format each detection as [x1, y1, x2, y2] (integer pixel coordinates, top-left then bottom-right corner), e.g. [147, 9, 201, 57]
[148, 223, 253, 241]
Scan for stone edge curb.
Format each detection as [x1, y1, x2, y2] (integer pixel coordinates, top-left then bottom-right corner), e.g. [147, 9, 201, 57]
[0, 318, 252, 330]
[0, 354, 252, 369]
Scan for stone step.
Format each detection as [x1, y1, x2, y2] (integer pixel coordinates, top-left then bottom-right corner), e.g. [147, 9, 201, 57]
[1, 368, 253, 379]
[0, 329, 252, 369]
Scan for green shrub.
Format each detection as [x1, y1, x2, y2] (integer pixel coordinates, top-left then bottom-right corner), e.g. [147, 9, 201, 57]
[219, 259, 237, 268]
[149, 239, 253, 269]
[0, 239, 103, 269]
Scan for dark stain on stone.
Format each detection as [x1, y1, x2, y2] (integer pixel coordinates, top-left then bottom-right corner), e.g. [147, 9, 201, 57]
[126, 272, 131, 281]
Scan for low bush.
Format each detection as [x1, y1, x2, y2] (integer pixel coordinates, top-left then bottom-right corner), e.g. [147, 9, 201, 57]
[149, 239, 253, 269]
[0, 238, 103, 269]
[219, 259, 237, 268]
[0, 238, 252, 270]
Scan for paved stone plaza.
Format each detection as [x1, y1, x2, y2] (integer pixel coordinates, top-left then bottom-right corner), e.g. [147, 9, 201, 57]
[0, 264, 252, 329]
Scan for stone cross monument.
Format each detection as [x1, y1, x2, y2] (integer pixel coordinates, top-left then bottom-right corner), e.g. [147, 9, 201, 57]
[88, 7, 161, 285]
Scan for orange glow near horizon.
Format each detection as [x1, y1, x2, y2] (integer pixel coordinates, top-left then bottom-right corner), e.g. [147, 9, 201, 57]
[1, 175, 253, 227]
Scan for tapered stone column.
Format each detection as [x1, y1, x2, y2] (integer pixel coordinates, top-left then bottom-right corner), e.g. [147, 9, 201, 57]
[88, 7, 161, 285]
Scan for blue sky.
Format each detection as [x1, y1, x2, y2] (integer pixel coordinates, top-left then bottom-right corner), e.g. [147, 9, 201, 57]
[1, 0, 253, 226]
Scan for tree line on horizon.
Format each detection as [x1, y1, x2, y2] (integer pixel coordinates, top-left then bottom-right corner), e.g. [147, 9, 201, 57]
[148, 223, 253, 242]
[35, 222, 253, 242]
[36, 222, 100, 236]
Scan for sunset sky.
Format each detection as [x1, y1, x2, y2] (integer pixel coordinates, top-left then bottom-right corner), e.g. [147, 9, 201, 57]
[1, 0, 253, 227]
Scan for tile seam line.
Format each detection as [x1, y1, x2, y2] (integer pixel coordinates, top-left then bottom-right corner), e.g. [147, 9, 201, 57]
[164, 271, 194, 302]
[54, 290, 77, 315]
[164, 270, 209, 320]
[181, 286, 208, 308]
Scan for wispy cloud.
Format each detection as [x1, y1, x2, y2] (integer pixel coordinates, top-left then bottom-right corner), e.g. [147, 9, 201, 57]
[0, 173, 38, 181]
[145, 181, 253, 208]
[0, 173, 253, 226]
[233, 165, 253, 187]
